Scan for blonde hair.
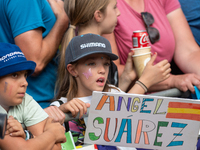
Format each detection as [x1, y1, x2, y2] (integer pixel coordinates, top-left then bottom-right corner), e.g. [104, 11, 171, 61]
[55, 0, 110, 99]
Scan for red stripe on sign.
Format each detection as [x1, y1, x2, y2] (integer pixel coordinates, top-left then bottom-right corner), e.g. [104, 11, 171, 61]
[166, 113, 200, 121]
[168, 102, 200, 109]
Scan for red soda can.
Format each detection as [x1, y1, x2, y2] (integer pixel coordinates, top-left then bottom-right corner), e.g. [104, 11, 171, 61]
[132, 30, 150, 48]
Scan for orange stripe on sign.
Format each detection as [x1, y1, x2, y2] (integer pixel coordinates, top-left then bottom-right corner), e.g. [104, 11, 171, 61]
[168, 102, 200, 109]
[166, 113, 200, 121]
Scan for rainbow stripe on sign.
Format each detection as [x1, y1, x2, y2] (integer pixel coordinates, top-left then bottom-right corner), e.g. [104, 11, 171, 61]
[166, 102, 200, 121]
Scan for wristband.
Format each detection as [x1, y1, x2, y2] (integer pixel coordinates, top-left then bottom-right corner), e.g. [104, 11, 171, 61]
[135, 80, 148, 93]
[24, 130, 33, 140]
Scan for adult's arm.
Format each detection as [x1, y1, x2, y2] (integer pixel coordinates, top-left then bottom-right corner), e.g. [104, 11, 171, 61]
[14, 0, 69, 76]
[167, 8, 200, 75]
[149, 8, 200, 93]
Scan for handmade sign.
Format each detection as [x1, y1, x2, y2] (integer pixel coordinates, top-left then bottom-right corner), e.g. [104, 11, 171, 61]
[84, 91, 200, 150]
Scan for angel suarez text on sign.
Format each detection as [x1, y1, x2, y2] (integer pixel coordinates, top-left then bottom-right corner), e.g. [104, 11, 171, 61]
[85, 92, 200, 150]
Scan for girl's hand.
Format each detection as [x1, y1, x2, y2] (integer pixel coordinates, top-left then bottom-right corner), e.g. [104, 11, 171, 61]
[139, 52, 171, 88]
[59, 99, 90, 119]
[44, 106, 66, 125]
[122, 51, 137, 82]
[119, 51, 137, 91]
[6, 116, 25, 139]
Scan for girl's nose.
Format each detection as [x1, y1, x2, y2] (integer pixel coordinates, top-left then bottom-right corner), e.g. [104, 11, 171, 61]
[117, 8, 121, 17]
[98, 65, 106, 74]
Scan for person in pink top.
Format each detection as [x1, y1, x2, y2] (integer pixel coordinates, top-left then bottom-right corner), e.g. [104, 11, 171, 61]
[114, 0, 177, 65]
[103, 0, 200, 93]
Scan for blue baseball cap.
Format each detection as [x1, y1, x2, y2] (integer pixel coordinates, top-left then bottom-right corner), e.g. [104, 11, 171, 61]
[0, 43, 36, 77]
[65, 34, 118, 66]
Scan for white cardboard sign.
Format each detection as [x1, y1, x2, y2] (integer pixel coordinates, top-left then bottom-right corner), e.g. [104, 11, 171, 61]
[84, 91, 200, 150]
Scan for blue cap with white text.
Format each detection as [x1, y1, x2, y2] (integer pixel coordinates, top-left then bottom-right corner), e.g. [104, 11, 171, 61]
[0, 43, 36, 77]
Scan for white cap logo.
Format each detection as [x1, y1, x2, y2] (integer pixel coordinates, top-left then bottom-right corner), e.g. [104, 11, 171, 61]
[80, 42, 106, 49]
[0, 52, 25, 62]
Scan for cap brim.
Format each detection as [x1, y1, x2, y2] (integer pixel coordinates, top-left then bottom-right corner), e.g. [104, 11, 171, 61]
[71, 51, 118, 64]
[0, 61, 36, 77]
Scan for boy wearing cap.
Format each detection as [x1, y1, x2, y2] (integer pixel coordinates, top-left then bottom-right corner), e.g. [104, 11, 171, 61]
[0, 43, 66, 150]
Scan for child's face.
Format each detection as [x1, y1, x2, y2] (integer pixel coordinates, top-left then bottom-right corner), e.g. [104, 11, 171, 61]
[74, 54, 110, 97]
[0, 71, 28, 111]
[101, 0, 120, 34]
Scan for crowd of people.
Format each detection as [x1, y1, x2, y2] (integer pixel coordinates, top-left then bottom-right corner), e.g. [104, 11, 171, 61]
[0, 0, 200, 150]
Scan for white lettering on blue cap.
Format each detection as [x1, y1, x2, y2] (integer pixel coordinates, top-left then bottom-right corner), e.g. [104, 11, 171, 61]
[0, 52, 25, 62]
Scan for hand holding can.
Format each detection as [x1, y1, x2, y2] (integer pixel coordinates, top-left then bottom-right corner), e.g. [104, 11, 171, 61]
[131, 30, 151, 77]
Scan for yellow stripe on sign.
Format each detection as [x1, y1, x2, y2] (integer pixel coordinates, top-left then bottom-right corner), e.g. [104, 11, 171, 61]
[167, 108, 200, 115]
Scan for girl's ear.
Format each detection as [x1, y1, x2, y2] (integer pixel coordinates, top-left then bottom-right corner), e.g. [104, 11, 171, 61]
[94, 10, 103, 23]
[67, 64, 78, 77]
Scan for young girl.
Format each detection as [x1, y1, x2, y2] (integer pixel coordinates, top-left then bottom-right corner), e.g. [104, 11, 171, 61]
[51, 34, 170, 149]
[56, 0, 121, 93]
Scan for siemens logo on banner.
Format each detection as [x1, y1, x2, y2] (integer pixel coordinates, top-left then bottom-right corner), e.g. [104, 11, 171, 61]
[80, 42, 106, 49]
